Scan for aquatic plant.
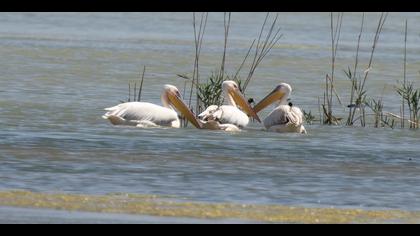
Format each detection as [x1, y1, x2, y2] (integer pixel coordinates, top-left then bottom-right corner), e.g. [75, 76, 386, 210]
[197, 71, 225, 110]
[180, 12, 283, 127]
[125, 66, 147, 103]
[346, 12, 388, 127]
[187, 12, 208, 120]
[396, 81, 420, 129]
[303, 110, 316, 125]
[241, 13, 283, 93]
[197, 72, 244, 110]
[137, 65, 146, 102]
[394, 20, 420, 130]
[345, 13, 364, 126]
[322, 12, 344, 125]
[219, 12, 231, 78]
[319, 12, 388, 127]
[365, 98, 396, 129]
[401, 20, 408, 128]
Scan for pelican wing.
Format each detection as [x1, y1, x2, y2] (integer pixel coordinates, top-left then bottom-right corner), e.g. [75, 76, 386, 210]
[263, 105, 304, 129]
[213, 105, 249, 128]
[103, 102, 178, 126]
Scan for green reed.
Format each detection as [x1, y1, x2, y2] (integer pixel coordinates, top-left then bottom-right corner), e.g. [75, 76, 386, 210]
[347, 13, 388, 127]
[321, 12, 390, 128]
[365, 98, 396, 129]
[179, 12, 282, 127]
[396, 82, 420, 129]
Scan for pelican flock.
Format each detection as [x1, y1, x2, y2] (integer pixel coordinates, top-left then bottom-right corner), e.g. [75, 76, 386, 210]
[253, 83, 306, 134]
[103, 81, 306, 134]
[103, 84, 202, 129]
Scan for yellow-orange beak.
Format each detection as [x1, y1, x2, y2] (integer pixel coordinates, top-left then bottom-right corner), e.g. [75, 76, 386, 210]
[253, 89, 286, 114]
[228, 87, 261, 123]
[167, 91, 202, 129]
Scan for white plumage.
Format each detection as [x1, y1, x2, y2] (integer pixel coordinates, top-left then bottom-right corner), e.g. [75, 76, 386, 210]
[103, 102, 180, 128]
[198, 105, 249, 128]
[263, 105, 306, 134]
[253, 83, 306, 134]
[197, 81, 260, 131]
[102, 84, 201, 129]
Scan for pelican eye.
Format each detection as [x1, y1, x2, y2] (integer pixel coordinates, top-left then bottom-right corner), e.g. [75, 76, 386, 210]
[275, 85, 283, 91]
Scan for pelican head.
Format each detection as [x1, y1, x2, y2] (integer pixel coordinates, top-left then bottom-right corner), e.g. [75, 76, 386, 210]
[198, 105, 219, 121]
[253, 83, 292, 113]
[163, 84, 202, 129]
[222, 80, 261, 123]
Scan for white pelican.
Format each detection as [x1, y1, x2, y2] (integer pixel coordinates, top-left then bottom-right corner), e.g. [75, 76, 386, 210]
[102, 84, 202, 129]
[197, 80, 261, 131]
[253, 83, 307, 134]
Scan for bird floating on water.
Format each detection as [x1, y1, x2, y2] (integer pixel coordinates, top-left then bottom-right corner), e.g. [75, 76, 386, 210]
[198, 80, 261, 131]
[102, 84, 202, 129]
[253, 83, 307, 134]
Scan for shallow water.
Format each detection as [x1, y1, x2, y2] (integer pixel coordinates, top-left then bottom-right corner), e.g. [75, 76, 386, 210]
[0, 206, 258, 224]
[2, 191, 419, 223]
[1, 12, 420, 223]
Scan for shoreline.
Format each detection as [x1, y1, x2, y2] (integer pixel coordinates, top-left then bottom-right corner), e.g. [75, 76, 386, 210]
[1, 190, 419, 224]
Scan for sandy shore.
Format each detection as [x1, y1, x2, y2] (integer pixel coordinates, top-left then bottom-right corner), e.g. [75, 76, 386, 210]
[1, 190, 420, 224]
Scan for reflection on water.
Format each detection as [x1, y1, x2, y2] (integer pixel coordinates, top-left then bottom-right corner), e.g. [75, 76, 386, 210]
[1, 13, 420, 222]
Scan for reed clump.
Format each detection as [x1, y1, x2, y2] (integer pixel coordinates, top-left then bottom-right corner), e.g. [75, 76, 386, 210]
[323, 13, 420, 130]
[394, 20, 420, 129]
[180, 12, 283, 127]
[346, 13, 387, 127]
[196, 72, 245, 111]
[320, 12, 408, 129]
[396, 82, 420, 129]
[365, 98, 396, 129]
[303, 110, 317, 125]
[322, 12, 344, 125]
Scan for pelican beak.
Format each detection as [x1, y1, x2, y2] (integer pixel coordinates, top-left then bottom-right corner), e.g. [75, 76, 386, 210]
[167, 91, 202, 129]
[228, 87, 261, 123]
[253, 88, 286, 113]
